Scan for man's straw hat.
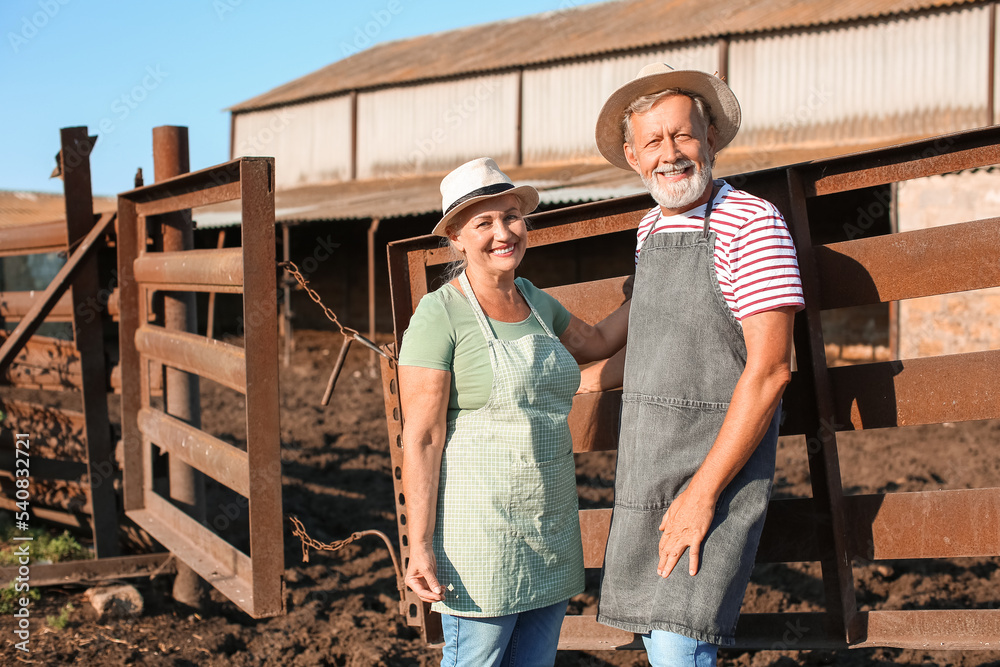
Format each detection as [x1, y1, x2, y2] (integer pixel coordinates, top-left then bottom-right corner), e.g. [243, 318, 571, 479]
[595, 63, 742, 170]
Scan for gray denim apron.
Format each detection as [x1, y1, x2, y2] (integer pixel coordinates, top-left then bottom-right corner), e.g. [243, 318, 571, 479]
[597, 188, 780, 645]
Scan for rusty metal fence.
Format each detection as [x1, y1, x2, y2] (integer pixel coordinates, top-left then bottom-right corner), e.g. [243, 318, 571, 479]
[116, 156, 284, 618]
[380, 126, 1000, 650]
[0, 127, 120, 560]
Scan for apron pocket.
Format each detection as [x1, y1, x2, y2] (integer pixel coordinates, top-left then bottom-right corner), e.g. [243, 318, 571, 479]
[616, 395, 726, 509]
[509, 453, 578, 536]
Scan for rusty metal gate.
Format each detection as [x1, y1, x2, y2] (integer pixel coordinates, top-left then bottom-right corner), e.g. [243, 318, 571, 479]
[380, 126, 1000, 650]
[117, 156, 284, 618]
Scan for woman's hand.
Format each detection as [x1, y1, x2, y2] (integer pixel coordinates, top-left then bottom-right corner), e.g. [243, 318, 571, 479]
[576, 347, 626, 394]
[404, 544, 445, 603]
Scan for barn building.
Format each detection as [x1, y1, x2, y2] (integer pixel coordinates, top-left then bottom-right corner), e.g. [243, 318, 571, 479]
[195, 0, 998, 357]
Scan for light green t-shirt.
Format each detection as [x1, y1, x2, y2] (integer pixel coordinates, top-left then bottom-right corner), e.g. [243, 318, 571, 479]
[397, 277, 572, 421]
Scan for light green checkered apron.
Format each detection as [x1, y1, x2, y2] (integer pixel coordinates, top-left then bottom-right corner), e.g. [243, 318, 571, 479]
[430, 271, 584, 617]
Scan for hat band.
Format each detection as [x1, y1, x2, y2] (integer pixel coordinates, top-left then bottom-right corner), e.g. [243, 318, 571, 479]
[444, 182, 514, 215]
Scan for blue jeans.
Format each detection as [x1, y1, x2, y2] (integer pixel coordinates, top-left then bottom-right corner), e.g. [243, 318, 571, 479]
[641, 630, 718, 667]
[439, 599, 568, 667]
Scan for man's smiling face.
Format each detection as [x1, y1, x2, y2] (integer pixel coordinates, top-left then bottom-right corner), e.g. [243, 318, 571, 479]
[624, 94, 718, 215]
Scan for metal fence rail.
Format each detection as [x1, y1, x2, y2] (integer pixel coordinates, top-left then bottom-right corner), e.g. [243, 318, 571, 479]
[116, 156, 284, 618]
[381, 126, 1000, 650]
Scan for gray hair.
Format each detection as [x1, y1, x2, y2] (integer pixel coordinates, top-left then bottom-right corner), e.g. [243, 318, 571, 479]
[621, 89, 715, 148]
[440, 233, 467, 284]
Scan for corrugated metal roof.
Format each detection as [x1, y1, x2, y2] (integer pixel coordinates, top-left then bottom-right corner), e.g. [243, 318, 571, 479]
[193, 136, 913, 228]
[193, 162, 644, 228]
[230, 0, 978, 112]
[0, 190, 116, 229]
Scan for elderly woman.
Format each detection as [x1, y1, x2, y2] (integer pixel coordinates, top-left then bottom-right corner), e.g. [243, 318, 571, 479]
[397, 157, 628, 667]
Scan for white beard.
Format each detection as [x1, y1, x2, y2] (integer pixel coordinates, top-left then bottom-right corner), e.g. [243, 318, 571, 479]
[642, 157, 713, 212]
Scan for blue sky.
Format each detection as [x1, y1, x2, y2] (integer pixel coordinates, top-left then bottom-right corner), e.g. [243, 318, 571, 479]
[2, 0, 609, 197]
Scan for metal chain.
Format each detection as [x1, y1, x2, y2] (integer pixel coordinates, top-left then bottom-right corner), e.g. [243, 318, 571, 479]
[279, 261, 359, 338]
[278, 261, 394, 360]
[289, 515, 362, 563]
[288, 516, 405, 595]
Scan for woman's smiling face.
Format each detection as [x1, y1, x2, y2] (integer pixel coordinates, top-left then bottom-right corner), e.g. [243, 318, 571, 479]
[448, 194, 527, 278]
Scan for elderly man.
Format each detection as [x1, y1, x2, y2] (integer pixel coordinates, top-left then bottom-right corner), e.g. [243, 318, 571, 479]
[585, 64, 805, 664]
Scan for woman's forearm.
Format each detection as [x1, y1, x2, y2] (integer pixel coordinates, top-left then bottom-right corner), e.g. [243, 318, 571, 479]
[402, 431, 445, 549]
[398, 365, 452, 549]
[561, 300, 630, 364]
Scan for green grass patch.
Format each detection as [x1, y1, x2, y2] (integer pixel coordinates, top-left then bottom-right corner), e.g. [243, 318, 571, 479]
[46, 602, 74, 630]
[0, 515, 92, 566]
[0, 581, 39, 614]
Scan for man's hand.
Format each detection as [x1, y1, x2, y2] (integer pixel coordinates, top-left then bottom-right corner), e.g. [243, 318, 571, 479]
[656, 486, 717, 578]
[404, 545, 445, 603]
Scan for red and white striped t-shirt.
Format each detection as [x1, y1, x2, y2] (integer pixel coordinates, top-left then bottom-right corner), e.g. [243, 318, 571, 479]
[635, 181, 805, 321]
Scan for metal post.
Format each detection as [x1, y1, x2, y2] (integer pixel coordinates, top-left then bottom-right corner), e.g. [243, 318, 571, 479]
[784, 168, 858, 641]
[61, 127, 119, 558]
[206, 229, 226, 340]
[367, 217, 381, 374]
[229, 113, 237, 160]
[988, 2, 996, 125]
[515, 69, 523, 167]
[282, 223, 292, 367]
[888, 182, 900, 361]
[350, 91, 358, 181]
[718, 37, 730, 82]
[153, 125, 205, 607]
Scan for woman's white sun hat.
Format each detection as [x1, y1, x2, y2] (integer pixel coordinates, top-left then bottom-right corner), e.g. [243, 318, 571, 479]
[595, 63, 742, 171]
[433, 157, 539, 237]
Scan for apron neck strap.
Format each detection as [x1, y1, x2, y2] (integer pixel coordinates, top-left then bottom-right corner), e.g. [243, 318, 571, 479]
[458, 271, 497, 342]
[457, 271, 556, 341]
[702, 181, 719, 238]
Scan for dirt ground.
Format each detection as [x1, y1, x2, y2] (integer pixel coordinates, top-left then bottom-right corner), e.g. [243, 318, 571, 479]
[2, 329, 999, 666]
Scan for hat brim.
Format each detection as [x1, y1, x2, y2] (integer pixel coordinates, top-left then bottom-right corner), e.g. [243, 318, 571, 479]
[432, 185, 539, 237]
[595, 70, 741, 171]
